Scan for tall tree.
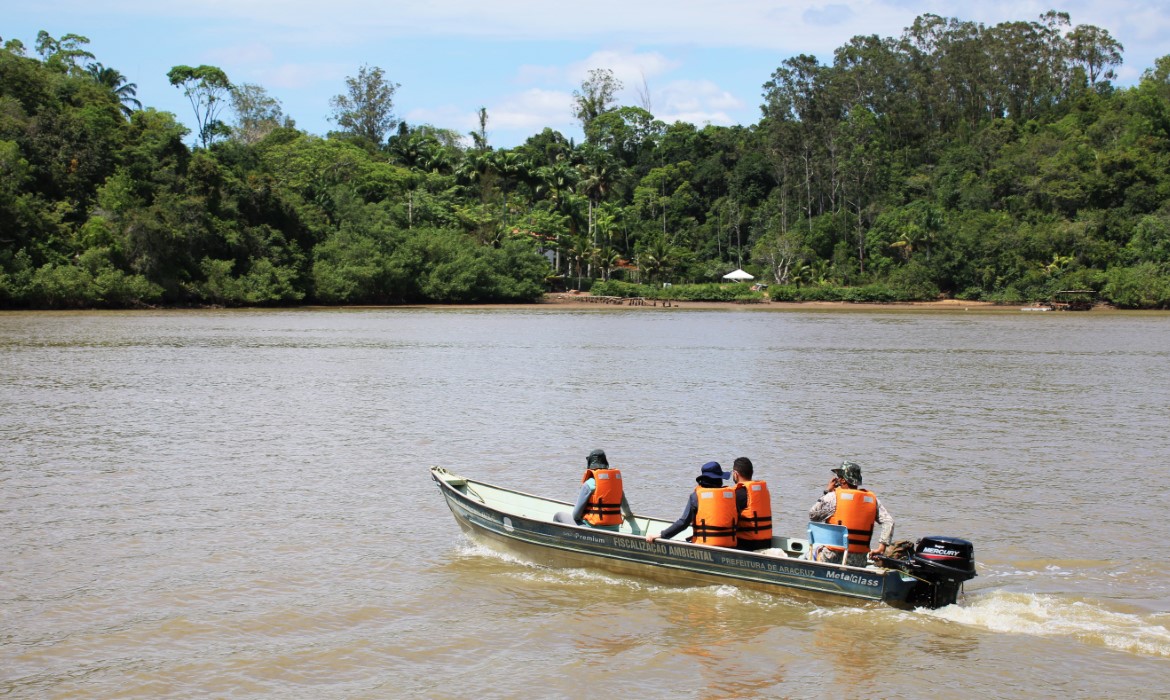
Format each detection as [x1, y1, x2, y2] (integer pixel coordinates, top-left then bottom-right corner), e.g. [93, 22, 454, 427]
[1067, 24, 1124, 87]
[230, 83, 287, 145]
[167, 64, 233, 148]
[586, 106, 664, 170]
[986, 18, 1064, 121]
[329, 64, 399, 147]
[578, 149, 624, 253]
[85, 63, 141, 117]
[34, 31, 93, 74]
[762, 54, 831, 235]
[470, 107, 489, 151]
[572, 68, 623, 136]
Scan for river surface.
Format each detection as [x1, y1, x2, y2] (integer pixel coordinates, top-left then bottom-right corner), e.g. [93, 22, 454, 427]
[2, 306, 1169, 698]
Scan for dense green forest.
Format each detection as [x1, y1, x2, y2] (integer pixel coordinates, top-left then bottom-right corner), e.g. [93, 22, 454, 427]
[3, 12, 1170, 309]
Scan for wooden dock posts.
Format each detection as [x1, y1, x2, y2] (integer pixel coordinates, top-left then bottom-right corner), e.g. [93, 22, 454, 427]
[562, 295, 671, 307]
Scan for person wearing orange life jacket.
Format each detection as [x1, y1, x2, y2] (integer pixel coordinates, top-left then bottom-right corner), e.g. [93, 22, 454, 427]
[730, 457, 774, 552]
[553, 449, 640, 534]
[808, 461, 894, 567]
[646, 461, 738, 547]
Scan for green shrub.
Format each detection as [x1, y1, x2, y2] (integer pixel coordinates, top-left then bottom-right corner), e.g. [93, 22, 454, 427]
[29, 264, 96, 308]
[886, 262, 940, 300]
[1103, 264, 1170, 309]
[984, 287, 1027, 304]
[768, 285, 800, 301]
[19, 252, 162, 308]
[793, 285, 846, 302]
[591, 280, 654, 298]
[92, 268, 163, 306]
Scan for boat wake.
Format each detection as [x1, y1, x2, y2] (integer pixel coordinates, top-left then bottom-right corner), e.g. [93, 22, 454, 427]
[926, 590, 1170, 658]
[453, 541, 673, 591]
[455, 541, 539, 569]
[454, 542, 802, 604]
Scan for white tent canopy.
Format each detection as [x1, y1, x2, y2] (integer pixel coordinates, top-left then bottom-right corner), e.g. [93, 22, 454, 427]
[722, 268, 755, 281]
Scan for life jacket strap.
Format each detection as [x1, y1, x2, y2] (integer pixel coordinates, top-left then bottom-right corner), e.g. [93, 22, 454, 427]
[739, 513, 773, 533]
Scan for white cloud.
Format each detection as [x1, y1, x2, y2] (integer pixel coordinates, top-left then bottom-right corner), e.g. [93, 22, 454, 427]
[517, 48, 680, 94]
[802, 3, 855, 27]
[659, 111, 737, 128]
[42, 0, 917, 53]
[657, 79, 745, 122]
[515, 64, 562, 85]
[408, 87, 576, 140]
[488, 88, 576, 131]
[404, 105, 479, 132]
[258, 62, 350, 90]
[29, 0, 1170, 52]
[17, 0, 1170, 147]
[467, 54, 749, 140]
[204, 43, 274, 65]
[490, 52, 751, 138]
[567, 49, 680, 84]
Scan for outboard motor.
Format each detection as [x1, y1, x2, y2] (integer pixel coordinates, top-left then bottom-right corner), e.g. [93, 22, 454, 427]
[904, 536, 977, 609]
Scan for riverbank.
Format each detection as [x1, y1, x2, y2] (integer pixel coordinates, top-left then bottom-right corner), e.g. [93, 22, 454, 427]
[2, 295, 1127, 314]
[538, 292, 1011, 312]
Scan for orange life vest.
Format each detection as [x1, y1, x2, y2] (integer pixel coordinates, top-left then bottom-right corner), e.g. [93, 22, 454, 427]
[692, 486, 738, 547]
[830, 488, 878, 553]
[735, 480, 773, 542]
[582, 468, 624, 526]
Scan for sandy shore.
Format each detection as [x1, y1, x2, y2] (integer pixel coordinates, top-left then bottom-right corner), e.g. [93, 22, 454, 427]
[328, 293, 1134, 313]
[536, 292, 1012, 312]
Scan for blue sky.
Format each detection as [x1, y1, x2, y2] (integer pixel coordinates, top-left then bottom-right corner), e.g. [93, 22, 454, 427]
[7, 1, 1170, 148]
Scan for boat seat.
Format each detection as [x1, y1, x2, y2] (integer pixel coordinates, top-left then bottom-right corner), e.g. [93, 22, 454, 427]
[807, 522, 849, 562]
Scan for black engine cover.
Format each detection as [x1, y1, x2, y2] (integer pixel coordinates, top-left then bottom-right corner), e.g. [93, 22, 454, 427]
[914, 536, 976, 576]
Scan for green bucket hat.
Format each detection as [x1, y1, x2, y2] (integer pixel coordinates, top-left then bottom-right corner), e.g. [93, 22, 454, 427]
[831, 460, 863, 487]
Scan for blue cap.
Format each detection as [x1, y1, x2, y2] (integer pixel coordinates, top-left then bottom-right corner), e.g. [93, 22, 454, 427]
[698, 461, 730, 482]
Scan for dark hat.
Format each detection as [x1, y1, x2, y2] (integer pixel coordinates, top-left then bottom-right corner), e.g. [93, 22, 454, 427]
[587, 449, 608, 469]
[697, 461, 730, 483]
[831, 460, 862, 486]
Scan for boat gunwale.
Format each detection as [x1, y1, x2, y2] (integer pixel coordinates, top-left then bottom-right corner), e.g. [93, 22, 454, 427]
[430, 466, 913, 604]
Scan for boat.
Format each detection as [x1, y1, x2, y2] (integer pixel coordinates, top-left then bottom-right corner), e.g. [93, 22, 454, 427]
[1050, 290, 1096, 311]
[1023, 290, 1096, 312]
[431, 466, 977, 609]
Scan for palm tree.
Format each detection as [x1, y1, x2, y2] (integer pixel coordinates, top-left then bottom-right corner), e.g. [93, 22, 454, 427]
[888, 230, 919, 262]
[577, 152, 624, 275]
[535, 162, 578, 273]
[86, 63, 141, 117]
[492, 150, 527, 215]
[809, 259, 832, 286]
[455, 150, 494, 202]
[1042, 253, 1075, 277]
[790, 261, 811, 287]
[566, 230, 598, 291]
[638, 237, 678, 283]
[419, 144, 452, 175]
[597, 245, 622, 281]
[536, 161, 578, 210]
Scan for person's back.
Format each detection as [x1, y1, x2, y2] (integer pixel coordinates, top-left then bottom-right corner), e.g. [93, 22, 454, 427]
[646, 461, 737, 547]
[581, 465, 623, 526]
[553, 449, 639, 533]
[692, 484, 738, 546]
[731, 456, 773, 551]
[808, 460, 894, 566]
[827, 487, 878, 560]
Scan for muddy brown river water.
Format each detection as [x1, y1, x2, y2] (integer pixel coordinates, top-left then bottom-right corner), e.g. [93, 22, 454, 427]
[2, 307, 1169, 698]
